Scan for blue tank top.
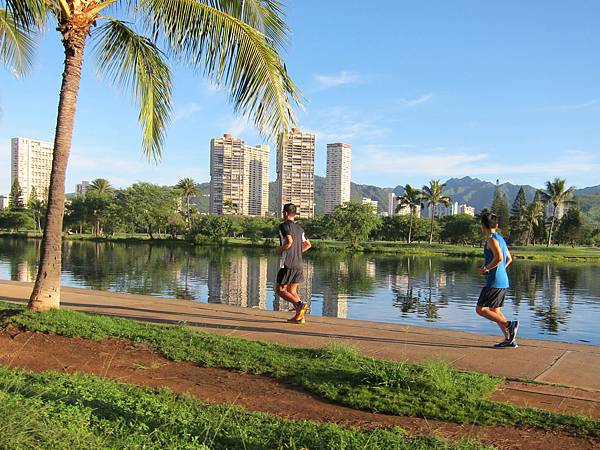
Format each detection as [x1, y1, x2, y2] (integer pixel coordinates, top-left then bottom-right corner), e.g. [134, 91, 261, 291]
[484, 232, 509, 288]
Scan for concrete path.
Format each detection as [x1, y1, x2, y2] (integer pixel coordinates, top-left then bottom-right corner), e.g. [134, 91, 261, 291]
[2, 280, 599, 399]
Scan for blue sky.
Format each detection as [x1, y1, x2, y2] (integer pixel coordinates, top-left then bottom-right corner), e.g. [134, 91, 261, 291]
[1, 0, 600, 195]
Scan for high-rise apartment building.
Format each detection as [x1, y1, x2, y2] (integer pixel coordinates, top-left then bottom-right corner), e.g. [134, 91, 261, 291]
[0, 195, 8, 209]
[324, 143, 351, 214]
[245, 144, 270, 216]
[388, 192, 398, 216]
[210, 134, 270, 216]
[11, 137, 53, 203]
[276, 128, 315, 218]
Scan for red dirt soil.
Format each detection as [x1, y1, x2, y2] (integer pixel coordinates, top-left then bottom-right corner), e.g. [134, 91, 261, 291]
[0, 329, 597, 450]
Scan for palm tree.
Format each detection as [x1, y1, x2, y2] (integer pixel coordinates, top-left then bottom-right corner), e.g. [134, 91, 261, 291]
[421, 180, 451, 244]
[0, 6, 35, 78]
[396, 184, 422, 243]
[175, 178, 199, 227]
[223, 199, 239, 215]
[541, 178, 575, 247]
[5, 0, 300, 311]
[524, 200, 545, 246]
[88, 178, 113, 195]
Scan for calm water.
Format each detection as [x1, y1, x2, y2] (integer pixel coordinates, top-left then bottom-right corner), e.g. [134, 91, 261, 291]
[1, 238, 599, 345]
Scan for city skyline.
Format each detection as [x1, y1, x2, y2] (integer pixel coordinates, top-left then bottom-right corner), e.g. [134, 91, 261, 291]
[1, 1, 599, 195]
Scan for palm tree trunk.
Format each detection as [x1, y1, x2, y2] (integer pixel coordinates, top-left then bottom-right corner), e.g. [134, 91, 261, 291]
[408, 212, 413, 244]
[186, 195, 191, 228]
[429, 207, 435, 244]
[29, 28, 88, 311]
[547, 206, 557, 247]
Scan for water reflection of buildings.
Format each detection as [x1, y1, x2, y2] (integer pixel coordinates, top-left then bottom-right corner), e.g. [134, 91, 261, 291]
[208, 255, 268, 309]
[322, 289, 348, 318]
[272, 260, 314, 312]
[15, 261, 34, 282]
[248, 257, 268, 309]
[322, 260, 349, 319]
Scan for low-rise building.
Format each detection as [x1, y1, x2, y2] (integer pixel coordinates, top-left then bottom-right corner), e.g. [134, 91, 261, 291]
[361, 197, 378, 213]
[0, 195, 8, 209]
[76, 181, 90, 196]
[459, 204, 475, 216]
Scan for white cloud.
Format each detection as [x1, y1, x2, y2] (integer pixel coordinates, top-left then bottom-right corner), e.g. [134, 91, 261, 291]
[302, 106, 390, 142]
[399, 93, 434, 107]
[173, 102, 202, 122]
[538, 99, 599, 112]
[313, 71, 361, 90]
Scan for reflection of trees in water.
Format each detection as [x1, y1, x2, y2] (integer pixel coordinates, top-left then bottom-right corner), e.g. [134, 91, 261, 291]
[2, 238, 598, 341]
[388, 257, 451, 322]
[521, 263, 576, 334]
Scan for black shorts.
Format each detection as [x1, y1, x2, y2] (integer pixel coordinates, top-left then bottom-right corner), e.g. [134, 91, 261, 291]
[276, 267, 304, 285]
[477, 287, 507, 308]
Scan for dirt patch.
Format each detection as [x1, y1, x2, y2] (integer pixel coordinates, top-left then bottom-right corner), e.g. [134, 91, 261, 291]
[490, 380, 600, 419]
[0, 328, 597, 450]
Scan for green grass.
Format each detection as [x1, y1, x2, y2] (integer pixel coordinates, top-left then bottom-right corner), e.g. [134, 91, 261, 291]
[4, 231, 598, 260]
[0, 367, 485, 450]
[1, 302, 598, 438]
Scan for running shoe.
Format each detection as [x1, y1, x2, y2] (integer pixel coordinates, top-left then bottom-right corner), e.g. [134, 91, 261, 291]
[287, 301, 305, 323]
[295, 301, 309, 322]
[494, 340, 518, 348]
[286, 317, 305, 324]
[507, 320, 520, 343]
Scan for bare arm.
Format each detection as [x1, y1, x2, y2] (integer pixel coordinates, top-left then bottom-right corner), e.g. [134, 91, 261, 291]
[480, 237, 503, 274]
[302, 239, 311, 253]
[505, 248, 513, 269]
[275, 235, 293, 255]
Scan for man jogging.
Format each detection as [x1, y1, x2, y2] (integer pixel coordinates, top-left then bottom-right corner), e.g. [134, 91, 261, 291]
[476, 212, 519, 348]
[275, 203, 311, 323]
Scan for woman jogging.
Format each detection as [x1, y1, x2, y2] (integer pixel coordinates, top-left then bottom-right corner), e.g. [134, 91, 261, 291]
[476, 212, 519, 348]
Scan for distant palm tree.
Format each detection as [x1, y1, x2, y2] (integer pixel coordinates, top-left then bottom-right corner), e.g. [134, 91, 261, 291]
[223, 199, 239, 215]
[88, 178, 113, 195]
[421, 180, 451, 244]
[8, 0, 301, 311]
[541, 178, 575, 247]
[524, 200, 545, 246]
[176, 178, 199, 227]
[396, 184, 422, 243]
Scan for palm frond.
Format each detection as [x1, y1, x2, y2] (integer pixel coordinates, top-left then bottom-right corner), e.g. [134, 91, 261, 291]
[4, 0, 46, 29]
[93, 19, 173, 161]
[217, 0, 289, 49]
[0, 7, 36, 76]
[140, 0, 300, 138]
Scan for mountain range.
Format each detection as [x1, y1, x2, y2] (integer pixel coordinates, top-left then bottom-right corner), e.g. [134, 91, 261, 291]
[195, 177, 600, 223]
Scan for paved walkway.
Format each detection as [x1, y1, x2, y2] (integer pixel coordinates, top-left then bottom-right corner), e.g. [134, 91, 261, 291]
[2, 280, 599, 398]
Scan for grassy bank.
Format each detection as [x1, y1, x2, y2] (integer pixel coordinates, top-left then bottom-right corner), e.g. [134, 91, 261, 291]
[0, 367, 485, 450]
[2, 232, 599, 260]
[1, 302, 598, 438]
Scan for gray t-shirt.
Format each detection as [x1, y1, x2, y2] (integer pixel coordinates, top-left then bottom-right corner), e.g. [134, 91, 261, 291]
[278, 220, 306, 269]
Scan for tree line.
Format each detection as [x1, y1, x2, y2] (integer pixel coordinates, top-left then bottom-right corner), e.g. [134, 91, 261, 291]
[2, 177, 598, 247]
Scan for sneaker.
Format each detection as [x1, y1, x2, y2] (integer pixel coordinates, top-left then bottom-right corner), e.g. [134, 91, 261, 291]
[494, 340, 518, 348]
[295, 301, 309, 322]
[287, 301, 305, 323]
[507, 320, 519, 343]
[286, 317, 305, 324]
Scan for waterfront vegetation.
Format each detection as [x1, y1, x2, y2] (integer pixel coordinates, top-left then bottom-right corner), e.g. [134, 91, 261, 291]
[2, 177, 599, 258]
[1, 301, 598, 438]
